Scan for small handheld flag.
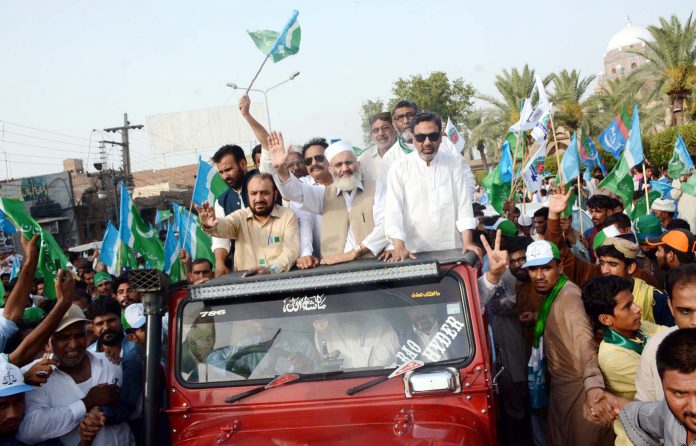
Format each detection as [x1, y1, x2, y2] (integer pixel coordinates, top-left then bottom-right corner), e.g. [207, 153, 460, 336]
[192, 159, 229, 206]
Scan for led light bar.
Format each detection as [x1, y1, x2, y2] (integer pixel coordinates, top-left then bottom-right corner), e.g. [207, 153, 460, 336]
[189, 262, 439, 301]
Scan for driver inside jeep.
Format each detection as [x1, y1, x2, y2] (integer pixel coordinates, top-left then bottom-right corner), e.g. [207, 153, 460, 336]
[205, 319, 320, 380]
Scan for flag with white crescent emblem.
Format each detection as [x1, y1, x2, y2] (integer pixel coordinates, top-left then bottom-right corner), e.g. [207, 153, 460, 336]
[118, 182, 165, 269]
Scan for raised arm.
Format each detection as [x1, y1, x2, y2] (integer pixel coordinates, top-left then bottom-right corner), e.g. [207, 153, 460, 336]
[239, 95, 269, 149]
[9, 270, 75, 367]
[3, 234, 39, 322]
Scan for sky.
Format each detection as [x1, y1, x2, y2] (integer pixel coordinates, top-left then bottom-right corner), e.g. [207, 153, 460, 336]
[0, 0, 693, 185]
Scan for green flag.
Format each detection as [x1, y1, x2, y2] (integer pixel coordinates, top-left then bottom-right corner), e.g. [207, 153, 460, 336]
[0, 198, 68, 299]
[680, 174, 696, 196]
[598, 152, 635, 209]
[119, 242, 139, 271]
[628, 191, 661, 221]
[505, 132, 526, 161]
[0, 280, 4, 307]
[119, 182, 165, 270]
[482, 165, 511, 215]
[247, 11, 301, 63]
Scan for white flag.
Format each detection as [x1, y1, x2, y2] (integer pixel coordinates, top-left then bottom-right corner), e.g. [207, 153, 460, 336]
[509, 98, 534, 133]
[445, 117, 465, 152]
[521, 144, 546, 193]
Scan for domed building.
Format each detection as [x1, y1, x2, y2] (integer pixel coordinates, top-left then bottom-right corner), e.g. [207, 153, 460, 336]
[595, 19, 654, 93]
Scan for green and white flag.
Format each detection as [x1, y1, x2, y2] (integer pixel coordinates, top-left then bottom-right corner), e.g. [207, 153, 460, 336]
[119, 182, 165, 270]
[0, 198, 68, 299]
[598, 151, 635, 209]
[248, 10, 301, 63]
[173, 202, 215, 267]
[192, 159, 229, 206]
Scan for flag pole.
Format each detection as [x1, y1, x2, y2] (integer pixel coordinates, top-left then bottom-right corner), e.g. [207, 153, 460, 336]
[549, 113, 564, 185]
[642, 163, 651, 213]
[245, 54, 271, 96]
[508, 129, 524, 201]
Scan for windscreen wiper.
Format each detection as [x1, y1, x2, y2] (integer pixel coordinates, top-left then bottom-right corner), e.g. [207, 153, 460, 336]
[346, 359, 424, 396]
[225, 370, 344, 404]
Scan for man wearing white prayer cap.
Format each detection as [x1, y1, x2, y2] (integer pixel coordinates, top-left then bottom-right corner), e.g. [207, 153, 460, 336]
[651, 198, 676, 229]
[268, 132, 388, 266]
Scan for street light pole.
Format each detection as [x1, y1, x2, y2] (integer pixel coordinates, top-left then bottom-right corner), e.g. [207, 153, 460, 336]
[226, 72, 299, 131]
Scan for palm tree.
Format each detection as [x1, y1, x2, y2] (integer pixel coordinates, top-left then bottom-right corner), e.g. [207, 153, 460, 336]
[548, 69, 596, 133]
[584, 76, 666, 135]
[479, 65, 539, 127]
[628, 13, 696, 126]
[465, 65, 549, 165]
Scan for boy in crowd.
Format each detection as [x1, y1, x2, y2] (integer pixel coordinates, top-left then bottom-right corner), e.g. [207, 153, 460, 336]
[582, 275, 665, 445]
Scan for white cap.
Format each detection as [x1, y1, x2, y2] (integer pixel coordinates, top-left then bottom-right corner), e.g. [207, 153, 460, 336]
[0, 359, 34, 397]
[324, 140, 354, 164]
[522, 240, 560, 268]
[651, 198, 676, 213]
[124, 303, 146, 330]
[518, 215, 533, 227]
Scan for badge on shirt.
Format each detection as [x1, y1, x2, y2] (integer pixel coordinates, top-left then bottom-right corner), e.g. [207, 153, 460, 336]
[268, 235, 281, 245]
[259, 258, 267, 266]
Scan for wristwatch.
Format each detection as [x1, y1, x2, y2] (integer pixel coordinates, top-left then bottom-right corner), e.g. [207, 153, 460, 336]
[354, 245, 366, 257]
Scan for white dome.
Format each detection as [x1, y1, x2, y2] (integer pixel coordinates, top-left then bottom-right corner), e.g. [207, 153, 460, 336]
[606, 21, 653, 52]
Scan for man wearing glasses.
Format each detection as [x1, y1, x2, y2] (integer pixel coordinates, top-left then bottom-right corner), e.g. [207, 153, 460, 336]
[384, 112, 481, 262]
[379, 100, 419, 187]
[358, 112, 397, 182]
[380, 101, 475, 200]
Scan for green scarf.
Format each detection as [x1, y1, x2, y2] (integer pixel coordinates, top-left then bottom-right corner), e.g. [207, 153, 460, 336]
[398, 137, 413, 154]
[532, 274, 568, 348]
[603, 328, 647, 355]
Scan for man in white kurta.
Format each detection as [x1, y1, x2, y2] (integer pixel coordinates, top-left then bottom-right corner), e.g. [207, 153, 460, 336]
[384, 112, 478, 260]
[379, 100, 475, 199]
[17, 305, 133, 446]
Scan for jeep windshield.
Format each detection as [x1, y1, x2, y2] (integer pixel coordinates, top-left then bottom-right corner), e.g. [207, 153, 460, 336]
[177, 273, 474, 385]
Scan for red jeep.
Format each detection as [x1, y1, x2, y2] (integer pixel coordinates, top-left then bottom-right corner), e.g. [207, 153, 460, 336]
[164, 250, 497, 445]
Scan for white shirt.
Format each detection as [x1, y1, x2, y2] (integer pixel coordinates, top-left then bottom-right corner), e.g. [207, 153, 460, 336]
[274, 173, 387, 256]
[385, 150, 477, 253]
[635, 325, 678, 402]
[379, 137, 475, 200]
[357, 146, 382, 183]
[18, 351, 134, 446]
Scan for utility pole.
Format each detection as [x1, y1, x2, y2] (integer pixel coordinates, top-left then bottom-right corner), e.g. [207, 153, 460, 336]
[100, 113, 143, 189]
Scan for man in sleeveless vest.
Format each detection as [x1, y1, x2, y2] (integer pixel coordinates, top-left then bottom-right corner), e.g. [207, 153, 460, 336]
[267, 132, 388, 266]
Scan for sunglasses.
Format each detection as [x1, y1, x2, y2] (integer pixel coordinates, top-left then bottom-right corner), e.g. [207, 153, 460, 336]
[304, 154, 326, 166]
[413, 132, 441, 143]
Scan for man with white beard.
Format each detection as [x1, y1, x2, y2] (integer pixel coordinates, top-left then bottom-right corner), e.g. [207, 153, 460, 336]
[268, 131, 388, 266]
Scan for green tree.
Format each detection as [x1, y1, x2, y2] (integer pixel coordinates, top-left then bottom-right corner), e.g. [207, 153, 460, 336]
[389, 71, 475, 124]
[628, 13, 696, 126]
[584, 76, 665, 136]
[481, 65, 545, 124]
[548, 69, 596, 133]
[644, 121, 696, 167]
[465, 65, 547, 165]
[359, 99, 386, 147]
